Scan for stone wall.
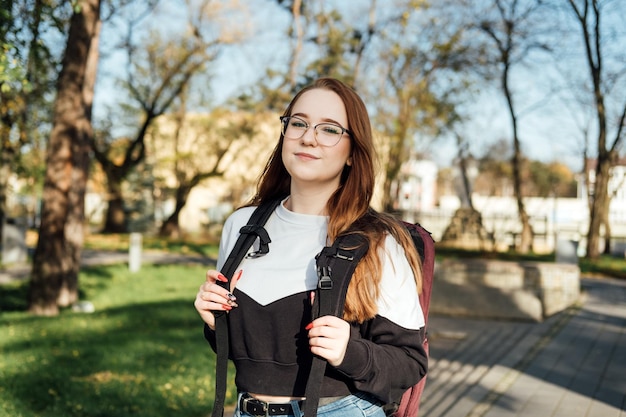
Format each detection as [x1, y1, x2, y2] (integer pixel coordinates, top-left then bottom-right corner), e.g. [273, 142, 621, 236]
[430, 259, 580, 321]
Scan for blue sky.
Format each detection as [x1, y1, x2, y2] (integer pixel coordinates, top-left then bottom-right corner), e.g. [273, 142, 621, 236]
[93, 0, 625, 172]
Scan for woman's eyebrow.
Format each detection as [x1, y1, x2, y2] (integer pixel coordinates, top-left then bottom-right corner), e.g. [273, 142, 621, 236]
[291, 112, 344, 125]
[291, 112, 309, 119]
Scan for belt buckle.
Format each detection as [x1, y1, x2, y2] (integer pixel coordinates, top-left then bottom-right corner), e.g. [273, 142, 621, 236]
[242, 395, 269, 417]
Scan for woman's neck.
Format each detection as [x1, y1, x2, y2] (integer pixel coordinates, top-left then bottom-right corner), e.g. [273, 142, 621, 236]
[285, 187, 335, 216]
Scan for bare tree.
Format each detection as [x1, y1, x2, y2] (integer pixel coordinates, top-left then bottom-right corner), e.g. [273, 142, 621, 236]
[286, 0, 303, 91]
[472, 0, 550, 253]
[94, 0, 244, 233]
[245, 0, 377, 112]
[302, 1, 376, 87]
[565, 0, 626, 258]
[28, 0, 101, 316]
[455, 132, 476, 210]
[156, 106, 259, 238]
[373, 3, 473, 212]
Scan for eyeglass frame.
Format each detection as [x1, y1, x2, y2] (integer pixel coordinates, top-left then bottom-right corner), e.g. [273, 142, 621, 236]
[279, 115, 352, 147]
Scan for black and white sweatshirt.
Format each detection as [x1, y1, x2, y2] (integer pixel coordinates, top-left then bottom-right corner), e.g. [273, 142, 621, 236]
[203, 199, 428, 404]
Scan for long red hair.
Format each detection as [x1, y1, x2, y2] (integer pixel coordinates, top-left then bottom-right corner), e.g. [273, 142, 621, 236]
[249, 78, 422, 323]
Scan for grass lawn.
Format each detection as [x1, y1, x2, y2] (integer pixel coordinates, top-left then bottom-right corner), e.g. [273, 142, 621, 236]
[82, 233, 220, 258]
[0, 263, 237, 417]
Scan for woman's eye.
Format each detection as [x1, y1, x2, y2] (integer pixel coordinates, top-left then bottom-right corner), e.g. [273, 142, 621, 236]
[321, 125, 341, 135]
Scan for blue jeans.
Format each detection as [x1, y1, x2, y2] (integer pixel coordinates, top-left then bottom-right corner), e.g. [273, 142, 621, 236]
[234, 392, 385, 417]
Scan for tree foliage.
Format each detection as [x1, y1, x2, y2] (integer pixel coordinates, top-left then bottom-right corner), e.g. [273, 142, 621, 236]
[475, 143, 577, 199]
[154, 107, 261, 238]
[0, 0, 69, 243]
[234, 1, 379, 112]
[371, 1, 479, 211]
[92, 0, 239, 233]
[466, 0, 553, 253]
[3, 0, 625, 264]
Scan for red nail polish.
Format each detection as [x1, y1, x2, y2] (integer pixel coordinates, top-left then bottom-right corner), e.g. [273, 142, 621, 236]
[222, 304, 232, 311]
[305, 323, 313, 330]
[234, 270, 243, 282]
[217, 273, 228, 282]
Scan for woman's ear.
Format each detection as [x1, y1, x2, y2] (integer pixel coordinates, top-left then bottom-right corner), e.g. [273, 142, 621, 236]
[346, 156, 352, 166]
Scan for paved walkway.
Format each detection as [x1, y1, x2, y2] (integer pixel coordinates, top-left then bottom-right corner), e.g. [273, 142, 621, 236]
[2, 252, 625, 416]
[423, 276, 626, 417]
[0, 249, 208, 284]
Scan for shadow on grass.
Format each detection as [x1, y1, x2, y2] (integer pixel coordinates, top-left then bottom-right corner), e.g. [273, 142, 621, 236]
[0, 280, 29, 311]
[0, 298, 229, 417]
[0, 266, 116, 313]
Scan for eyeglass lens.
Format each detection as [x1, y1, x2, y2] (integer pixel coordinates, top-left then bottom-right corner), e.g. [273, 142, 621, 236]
[282, 117, 345, 146]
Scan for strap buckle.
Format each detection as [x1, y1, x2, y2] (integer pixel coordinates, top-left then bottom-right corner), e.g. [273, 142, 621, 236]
[241, 395, 269, 417]
[240, 224, 272, 258]
[317, 265, 332, 289]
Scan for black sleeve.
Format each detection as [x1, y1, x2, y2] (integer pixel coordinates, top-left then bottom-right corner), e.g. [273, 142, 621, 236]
[335, 317, 428, 404]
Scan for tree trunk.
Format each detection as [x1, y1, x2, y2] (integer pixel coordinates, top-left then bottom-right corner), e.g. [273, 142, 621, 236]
[159, 214, 182, 239]
[28, 0, 101, 316]
[96, 118, 152, 234]
[0, 96, 18, 260]
[287, 0, 303, 91]
[565, 0, 624, 259]
[104, 196, 127, 233]
[512, 140, 533, 253]
[456, 133, 474, 210]
[602, 206, 611, 255]
[586, 154, 610, 258]
[382, 120, 408, 212]
[382, 173, 400, 213]
[159, 184, 193, 238]
[103, 170, 127, 233]
[0, 146, 10, 254]
[502, 63, 533, 253]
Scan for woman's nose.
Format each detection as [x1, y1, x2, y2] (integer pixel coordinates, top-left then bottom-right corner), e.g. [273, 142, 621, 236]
[300, 126, 318, 145]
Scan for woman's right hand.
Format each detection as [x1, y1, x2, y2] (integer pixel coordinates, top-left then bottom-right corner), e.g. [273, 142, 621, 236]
[194, 269, 240, 330]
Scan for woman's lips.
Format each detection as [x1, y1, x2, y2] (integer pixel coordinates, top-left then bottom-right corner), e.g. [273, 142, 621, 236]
[295, 152, 319, 161]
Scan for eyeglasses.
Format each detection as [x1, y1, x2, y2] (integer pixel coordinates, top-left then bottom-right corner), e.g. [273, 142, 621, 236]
[280, 116, 351, 147]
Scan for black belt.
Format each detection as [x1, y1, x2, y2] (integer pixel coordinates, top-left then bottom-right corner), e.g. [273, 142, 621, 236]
[239, 393, 301, 416]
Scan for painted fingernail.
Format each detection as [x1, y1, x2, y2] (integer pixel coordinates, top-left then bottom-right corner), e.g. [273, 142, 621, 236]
[305, 323, 313, 330]
[234, 270, 243, 282]
[227, 292, 237, 301]
[217, 273, 228, 282]
[222, 304, 232, 311]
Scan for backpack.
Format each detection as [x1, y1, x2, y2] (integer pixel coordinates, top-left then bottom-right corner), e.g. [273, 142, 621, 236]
[388, 221, 434, 417]
[211, 199, 435, 417]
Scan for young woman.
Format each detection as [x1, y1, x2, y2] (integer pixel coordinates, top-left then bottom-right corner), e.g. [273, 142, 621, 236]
[194, 78, 427, 417]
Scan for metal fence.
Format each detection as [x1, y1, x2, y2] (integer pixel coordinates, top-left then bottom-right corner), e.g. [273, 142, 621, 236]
[403, 208, 626, 256]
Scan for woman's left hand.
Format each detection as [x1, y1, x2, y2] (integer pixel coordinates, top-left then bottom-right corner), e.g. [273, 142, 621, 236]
[306, 315, 351, 367]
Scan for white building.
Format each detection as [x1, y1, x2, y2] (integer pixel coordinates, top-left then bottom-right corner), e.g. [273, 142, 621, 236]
[397, 159, 626, 256]
[396, 159, 438, 212]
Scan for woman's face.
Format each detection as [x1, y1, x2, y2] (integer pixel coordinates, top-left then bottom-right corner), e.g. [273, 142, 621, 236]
[281, 88, 352, 191]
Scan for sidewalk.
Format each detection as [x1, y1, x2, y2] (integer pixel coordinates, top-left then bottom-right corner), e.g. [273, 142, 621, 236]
[422, 276, 626, 417]
[0, 249, 210, 284]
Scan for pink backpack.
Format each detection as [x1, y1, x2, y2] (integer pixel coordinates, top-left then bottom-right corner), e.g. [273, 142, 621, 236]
[392, 223, 434, 417]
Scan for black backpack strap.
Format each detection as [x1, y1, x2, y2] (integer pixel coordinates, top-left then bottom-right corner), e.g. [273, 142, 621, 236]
[302, 233, 369, 417]
[212, 197, 282, 417]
